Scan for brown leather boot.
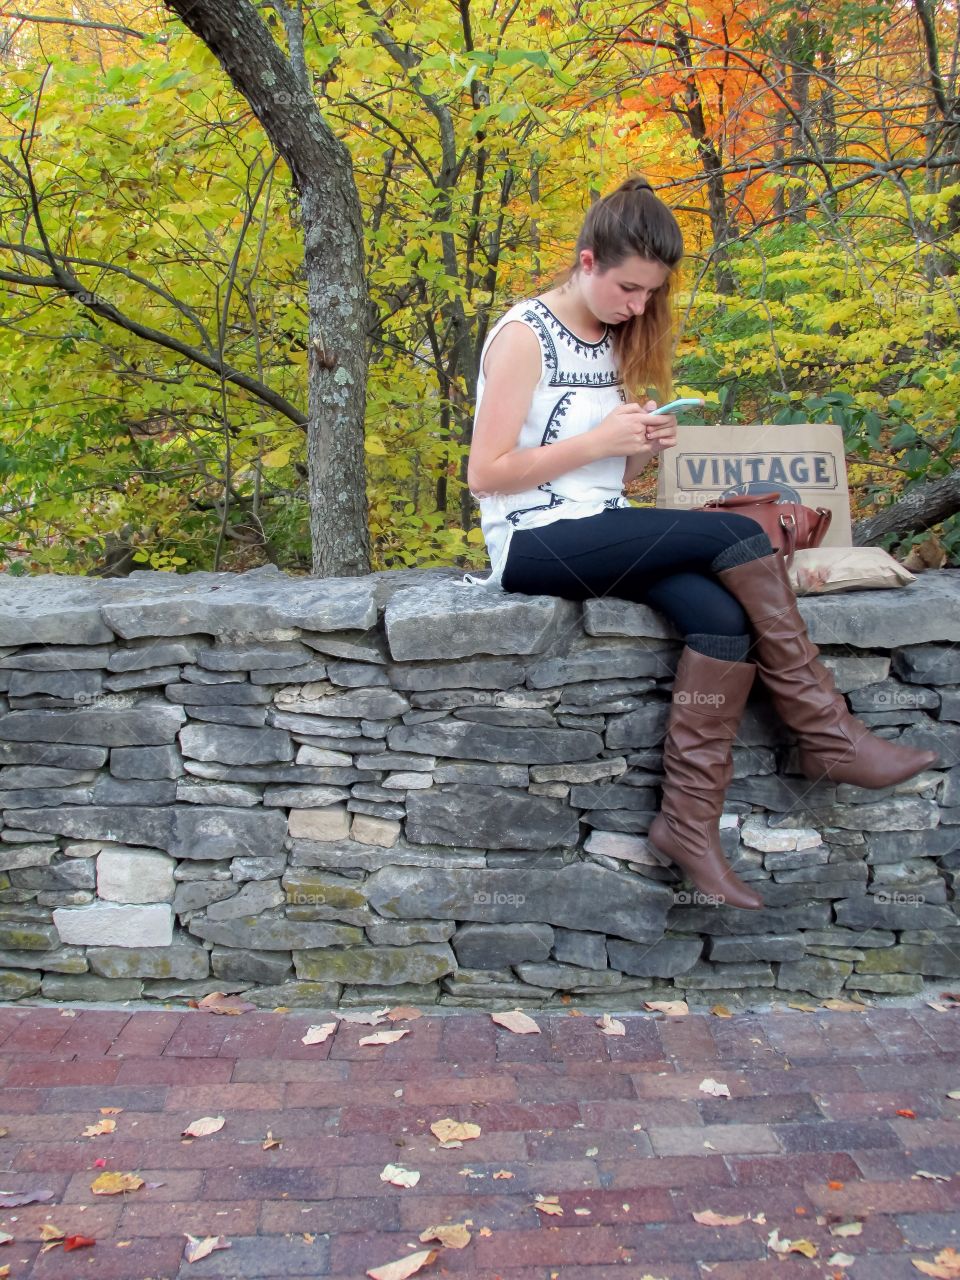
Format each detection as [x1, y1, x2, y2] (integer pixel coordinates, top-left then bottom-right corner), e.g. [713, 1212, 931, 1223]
[648, 647, 765, 911]
[718, 551, 939, 786]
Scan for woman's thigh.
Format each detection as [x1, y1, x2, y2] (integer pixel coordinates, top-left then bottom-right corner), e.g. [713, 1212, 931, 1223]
[641, 571, 749, 638]
[501, 506, 764, 599]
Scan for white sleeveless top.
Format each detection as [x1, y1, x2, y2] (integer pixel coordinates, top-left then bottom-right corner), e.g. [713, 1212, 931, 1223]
[462, 297, 632, 588]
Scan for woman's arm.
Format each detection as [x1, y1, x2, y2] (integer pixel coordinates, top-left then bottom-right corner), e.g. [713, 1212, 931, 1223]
[468, 322, 609, 497]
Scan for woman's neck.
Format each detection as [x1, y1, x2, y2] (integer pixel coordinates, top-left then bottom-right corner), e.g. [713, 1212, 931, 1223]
[538, 277, 605, 342]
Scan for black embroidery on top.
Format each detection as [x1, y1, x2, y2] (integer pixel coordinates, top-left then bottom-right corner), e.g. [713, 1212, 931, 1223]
[506, 491, 566, 525]
[541, 393, 573, 444]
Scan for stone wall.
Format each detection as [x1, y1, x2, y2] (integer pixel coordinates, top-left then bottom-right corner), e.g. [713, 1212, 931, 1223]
[0, 565, 959, 1009]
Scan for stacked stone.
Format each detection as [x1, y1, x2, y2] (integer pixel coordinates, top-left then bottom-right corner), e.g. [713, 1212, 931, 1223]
[0, 566, 957, 1010]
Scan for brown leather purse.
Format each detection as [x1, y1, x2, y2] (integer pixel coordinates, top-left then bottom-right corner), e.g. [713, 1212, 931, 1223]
[695, 491, 832, 566]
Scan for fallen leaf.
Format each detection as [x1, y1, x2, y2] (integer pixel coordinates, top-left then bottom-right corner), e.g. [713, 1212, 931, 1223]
[693, 1210, 747, 1226]
[380, 1163, 420, 1188]
[711, 1004, 733, 1018]
[339, 1007, 390, 1025]
[821, 998, 866, 1011]
[91, 1171, 144, 1195]
[366, 1248, 438, 1279]
[596, 1014, 625, 1037]
[479, 1227, 493, 1237]
[947, 1091, 960, 1100]
[913, 1170, 951, 1182]
[301, 1023, 337, 1046]
[927, 1001, 951, 1012]
[303, 1232, 315, 1243]
[197, 991, 256, 1015]
[534, 1194, 563, 1216]
[358, 1029, 409, 1046]
[912, 1247, 960, 1277]
[0, 1188, 54, 1207]
[827, 1180, 845, 1190]
[788, 1001, 818, 1013]
[93, 1158, 107, 1168]
[897, 1108, 917, 1119]
[262, 1131, 281, 1151]
[0, 1231, 10, 1245]
[430, 1119, 481, 1144]
[419, 1222, 471, 1248]
[39, 1224, 64, 1244]
[699, 1078, 731, 1098]
[63, 1235, 96, 1251]
[490, 1009, 540, 1035]
[828, 1252, 856, 1267]
[574, 1207, 591, 1216]
[0, 1265, 9, 1277]
[183, 1234, 231, 1263]
[492, 1170, 514, 1179]
[830, 1221, 863, 1237]
[768, 1228, 818, 1257]
[182, 1116, 225, 1138]
[386, 1005, 423, 1021]
[83, 1119, 116, 1138]
[644, 999, 688, 1015]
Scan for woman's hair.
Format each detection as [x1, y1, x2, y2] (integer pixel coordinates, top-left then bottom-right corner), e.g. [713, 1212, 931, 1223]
[553, 175, 684, 402]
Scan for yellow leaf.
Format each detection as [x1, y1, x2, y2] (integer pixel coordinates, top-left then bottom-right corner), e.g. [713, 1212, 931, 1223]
[366, 1248, 438, 1280]
[182, 1116, 225, 1138]
[912, 1248, 960, 1277]
[91, 1171, 144, 1195]
[183, 1234, 231, 1263]
[692, 1210, 747, 1226]
[83, 1118, 116, 1138]
[419, 1222, 471, 1248]
[430, 1118, 481, 1144]
[534, 1194, 563, 1216]
[490, 1009, 540, 1035]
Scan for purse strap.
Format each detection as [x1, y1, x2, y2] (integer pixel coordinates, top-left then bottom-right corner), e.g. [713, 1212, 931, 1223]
[778, 511, 799, 566]
[703, 491, 782, 510]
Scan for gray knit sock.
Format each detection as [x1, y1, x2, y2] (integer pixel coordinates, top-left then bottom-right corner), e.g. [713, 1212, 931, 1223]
[710, 533, 776, 572]
[686, 632, 752, 662]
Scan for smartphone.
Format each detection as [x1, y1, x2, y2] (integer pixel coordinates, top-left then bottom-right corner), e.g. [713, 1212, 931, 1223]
[653, 397, 705, 415]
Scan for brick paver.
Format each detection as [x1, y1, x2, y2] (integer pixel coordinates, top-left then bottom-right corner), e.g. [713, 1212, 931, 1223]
[0, 1002, 957, 1278]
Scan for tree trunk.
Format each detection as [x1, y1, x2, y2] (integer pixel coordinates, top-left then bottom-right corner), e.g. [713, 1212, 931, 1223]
[853, 469, 960, 546]
[162, 0, 371, 577]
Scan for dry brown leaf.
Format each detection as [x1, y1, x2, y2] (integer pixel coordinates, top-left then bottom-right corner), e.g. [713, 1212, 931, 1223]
[787, 1001, 818, 1013]
[912, 1247, 960, 1277]
[821, 997, 867, 1012]
[768, 1228, 817, 1257]
[490, 1009, 540, 1035]
[99, 1107, 122, 1115]
[492, 1170, 514, 1179]
[0, 1188, 54, 1208]
[711, 1004, 733, 1018]
[479, 1227, 493, 1237]
[830, 1221, 863, 1237]
[829, 1251, 856, 1267]
[366, 1248, 439, 1280]
[596, 1014, 625, 1037]
[182, 1116, 225, 1138]
[644, 999, 688, 1016]
[386, 1005, 423, 1021]
[692, 1210, 747, 1226]
[339, 1007, 390, 1025]
[301, 1022, 337, 1046]
[262, 1131, 281, 1151]
[418, 1222, 471, 1248]
[534, 1194, 564, 1216]
[91, 1171, 144, 1195]
[699, 1078, 731, 1098]
[83, 1118, 116, 1138]
[430, 1118, 481, 1144]
[380, 1163, 421, 1188]
[0, 1266, 9, 1278]
[358, 1029, 410, 1047]
[902, 535, 948, 573]
[183, 1233, 231, 1263]
[197, 991, 256, 1015]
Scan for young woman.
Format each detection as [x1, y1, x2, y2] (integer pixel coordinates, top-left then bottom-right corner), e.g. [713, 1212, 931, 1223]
[465, 175, 937, 911]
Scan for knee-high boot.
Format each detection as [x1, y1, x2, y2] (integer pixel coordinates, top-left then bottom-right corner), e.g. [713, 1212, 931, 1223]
[718, 550, 939, 786]
[648, 646, 765, 911]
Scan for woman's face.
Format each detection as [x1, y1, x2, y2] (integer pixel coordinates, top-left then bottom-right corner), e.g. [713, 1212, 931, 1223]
[578, 250, 672, 326]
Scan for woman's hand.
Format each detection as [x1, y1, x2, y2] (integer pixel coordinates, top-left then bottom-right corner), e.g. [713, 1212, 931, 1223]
[590, 400, 678, 461]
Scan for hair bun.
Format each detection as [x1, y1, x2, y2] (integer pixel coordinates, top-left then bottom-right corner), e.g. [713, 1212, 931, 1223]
[624, 176, 653, 193]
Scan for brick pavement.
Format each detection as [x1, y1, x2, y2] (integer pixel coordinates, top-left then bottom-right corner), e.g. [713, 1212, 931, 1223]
[0, 1001, 957, 1278]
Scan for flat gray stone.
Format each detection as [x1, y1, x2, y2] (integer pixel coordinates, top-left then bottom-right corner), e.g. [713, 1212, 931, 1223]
[294, 941, 456, 985]
[583, 598, 680, 639]
[405, 785, 577, 850]
[179, 723, 294, 765]
[188, 914, 363, 949]
[386, 580, 578, 660]
[0, 704, 184, 746]
[387, 721, 602, 764]
[365, 863, 673, 944]
[210, 947, 293, 983]
[551, 927, 608, 970]
[100, 571, 377, 638]
[86, 940, 209, 979]
[607, 936, 703, 977]
[451, 922, 554, 968]
[515, 961, 622, 989]
[387, 658, 525, 692]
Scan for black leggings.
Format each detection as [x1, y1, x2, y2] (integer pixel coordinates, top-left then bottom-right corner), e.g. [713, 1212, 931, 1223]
[501, 506, 766, 639]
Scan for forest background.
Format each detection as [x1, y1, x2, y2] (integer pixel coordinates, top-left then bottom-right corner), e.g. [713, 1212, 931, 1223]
[1, 0, 958, 577]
